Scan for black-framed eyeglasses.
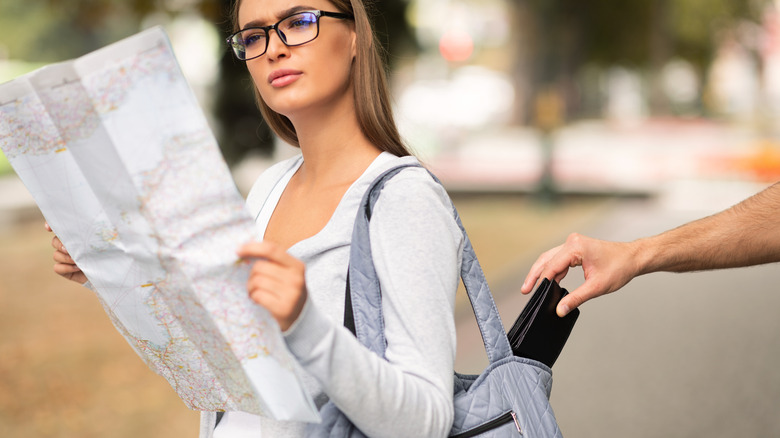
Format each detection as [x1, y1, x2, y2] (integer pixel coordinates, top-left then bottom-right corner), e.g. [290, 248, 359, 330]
[227, 10, 353, 61]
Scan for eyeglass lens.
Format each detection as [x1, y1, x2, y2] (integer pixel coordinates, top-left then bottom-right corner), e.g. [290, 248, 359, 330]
[232, 12, 319, 60]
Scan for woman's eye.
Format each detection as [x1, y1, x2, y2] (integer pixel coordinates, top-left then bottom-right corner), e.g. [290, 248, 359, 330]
[287, 18, 314, 30]
[244, 32, 266, 47]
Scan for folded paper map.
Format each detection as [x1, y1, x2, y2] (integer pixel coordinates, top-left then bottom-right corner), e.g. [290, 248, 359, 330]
[0, 26, 318, 421]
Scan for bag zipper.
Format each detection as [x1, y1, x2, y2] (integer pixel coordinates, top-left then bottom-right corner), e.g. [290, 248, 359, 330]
[450, 411, 522, 437]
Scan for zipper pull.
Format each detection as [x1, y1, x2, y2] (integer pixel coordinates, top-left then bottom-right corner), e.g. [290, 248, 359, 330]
[511, 411, 522, 434]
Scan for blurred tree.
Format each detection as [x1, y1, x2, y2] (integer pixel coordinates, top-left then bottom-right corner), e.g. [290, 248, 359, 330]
[515, 0, 771, 121]
[0, 0, 156, 62]
[507, 0, 771, 200]
[197, 0, 273, 165]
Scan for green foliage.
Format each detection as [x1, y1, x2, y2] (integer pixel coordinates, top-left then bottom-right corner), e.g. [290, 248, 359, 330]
[0, 151, 12, 176]
[0, 0, 139, 62]
[0, 0, 228, 62]
[526, 0, 769, 72]
[520, 0, 771, 118]
[670, 0, 762, 68]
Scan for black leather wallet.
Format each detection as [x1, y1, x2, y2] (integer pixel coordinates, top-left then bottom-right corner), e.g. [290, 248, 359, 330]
[507, 278, 579, 368]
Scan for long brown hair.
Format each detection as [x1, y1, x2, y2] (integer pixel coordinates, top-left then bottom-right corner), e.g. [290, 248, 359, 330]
[230, 0, 411, 157]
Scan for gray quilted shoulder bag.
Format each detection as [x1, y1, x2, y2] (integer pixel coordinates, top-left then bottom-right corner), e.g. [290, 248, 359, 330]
[308, 164, 563, 437]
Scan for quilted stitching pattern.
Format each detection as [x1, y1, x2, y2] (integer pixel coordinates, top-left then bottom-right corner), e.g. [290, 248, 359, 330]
[458, 226, 513, 363]
[348, 166, 412, 357]
[308, 165, 563, 438]
[451, 357, 560, 437]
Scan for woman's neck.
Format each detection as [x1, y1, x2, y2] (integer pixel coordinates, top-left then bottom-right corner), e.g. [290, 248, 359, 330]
[288, 96, 382, 189]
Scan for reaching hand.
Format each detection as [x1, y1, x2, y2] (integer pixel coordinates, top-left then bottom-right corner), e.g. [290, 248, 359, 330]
[521, 233, 641, 317]
[46, 222, 88, 284]
[237, 240, 308, 332]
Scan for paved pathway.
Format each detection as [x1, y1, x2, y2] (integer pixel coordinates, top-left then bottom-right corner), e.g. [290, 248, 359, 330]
[454, 180, 780, 437]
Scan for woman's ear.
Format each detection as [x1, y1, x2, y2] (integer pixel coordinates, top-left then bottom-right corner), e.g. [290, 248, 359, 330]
[350, 29, 357, 59]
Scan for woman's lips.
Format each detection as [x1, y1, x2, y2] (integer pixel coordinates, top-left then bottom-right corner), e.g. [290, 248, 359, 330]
[268, 69, 302, 87]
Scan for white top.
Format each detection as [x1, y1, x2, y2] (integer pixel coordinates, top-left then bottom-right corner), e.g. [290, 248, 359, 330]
[208, 152, 462, 438]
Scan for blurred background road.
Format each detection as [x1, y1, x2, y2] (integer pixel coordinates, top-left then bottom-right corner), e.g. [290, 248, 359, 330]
[453, 180, 780, 438]
[2, 0, 780, 437]
[545, 192, 780, 438]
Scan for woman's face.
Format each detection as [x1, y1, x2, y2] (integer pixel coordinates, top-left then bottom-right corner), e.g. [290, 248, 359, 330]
[238, 0, 356, 119]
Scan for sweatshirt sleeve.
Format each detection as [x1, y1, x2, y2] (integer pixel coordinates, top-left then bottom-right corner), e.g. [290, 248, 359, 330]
[283, 168, 462, 438]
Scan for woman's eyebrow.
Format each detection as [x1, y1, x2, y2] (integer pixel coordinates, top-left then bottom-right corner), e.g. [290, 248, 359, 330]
[241, 5, 317, 29]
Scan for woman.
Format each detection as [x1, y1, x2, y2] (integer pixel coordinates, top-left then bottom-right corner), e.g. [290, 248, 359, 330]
[51, 0, 462, 436]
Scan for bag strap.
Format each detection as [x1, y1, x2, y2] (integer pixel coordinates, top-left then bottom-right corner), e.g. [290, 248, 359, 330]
[344, 164, 513, 364]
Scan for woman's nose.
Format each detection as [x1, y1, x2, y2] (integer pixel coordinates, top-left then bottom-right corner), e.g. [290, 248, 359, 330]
[265, 29, 290, 60]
